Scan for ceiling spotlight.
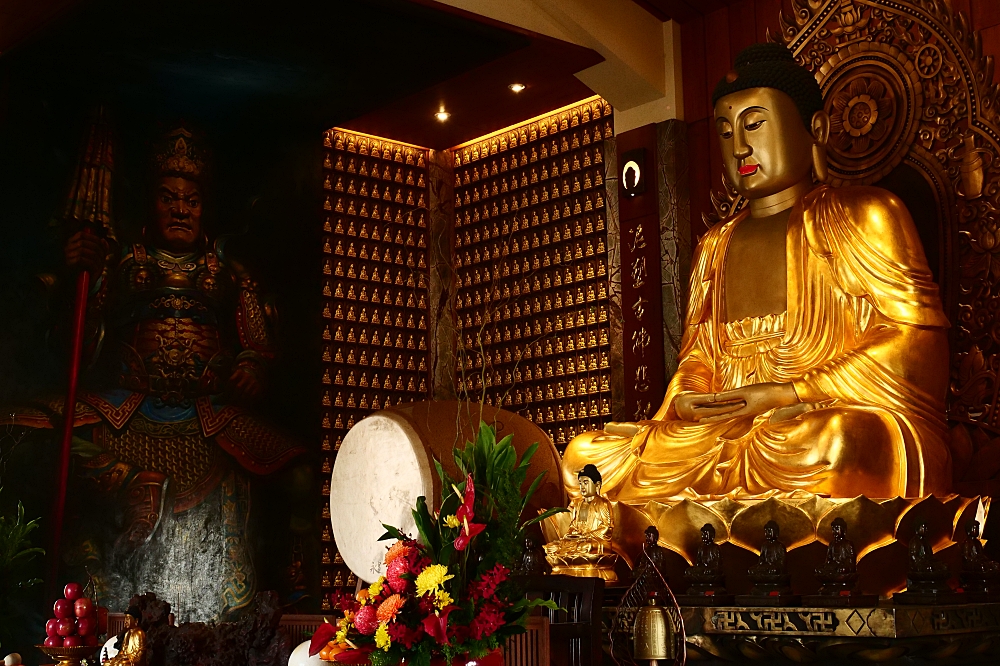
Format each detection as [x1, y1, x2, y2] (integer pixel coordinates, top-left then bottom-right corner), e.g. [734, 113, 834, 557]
[509, 83, 526, 93]
[435, 110, 451, 122]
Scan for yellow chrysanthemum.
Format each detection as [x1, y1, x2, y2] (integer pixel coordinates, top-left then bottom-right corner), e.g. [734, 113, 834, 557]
[368, 577, 385, 598]
[335, 626, 348, 644]
[434, 589, 453, 609]
[443, 514, 460, 529]
[375, 622, 391, 652]
[415, 564, 454, 597]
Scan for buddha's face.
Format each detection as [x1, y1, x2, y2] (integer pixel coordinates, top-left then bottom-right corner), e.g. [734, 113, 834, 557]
[645, 530, 658, 547]
[714, 87, 825, 199]
[702, 527, 714, 544]
[153, 175, 203, 252]
[969, 522, 980, 539]
[578, 476, 599, 498]
[832, 522, 844, 540]
[764, 523, 778, 541]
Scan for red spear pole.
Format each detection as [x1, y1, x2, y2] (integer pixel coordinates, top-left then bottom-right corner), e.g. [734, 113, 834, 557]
[49, 259, 91, 591]
[48, 107, 114, 593]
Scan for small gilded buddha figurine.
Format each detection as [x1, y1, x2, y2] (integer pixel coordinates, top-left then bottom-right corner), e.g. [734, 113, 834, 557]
[684, 523, 726, 595]
[815, 518, 858, 595]
[107, 607, 146, 666]
[543, 464, 618, 581]
[561, 42, 950, 502]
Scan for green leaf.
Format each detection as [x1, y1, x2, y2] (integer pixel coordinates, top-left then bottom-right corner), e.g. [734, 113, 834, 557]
[520, 506, 568, 531]
[411, 496, 440, 555]
[520, 471, 547, 513]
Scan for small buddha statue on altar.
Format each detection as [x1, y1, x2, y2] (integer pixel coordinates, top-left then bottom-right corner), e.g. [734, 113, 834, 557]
[683, 523, 726, 594]
[632, 526, 670, 587]
[543, 464, 618, 581]
[518, 536, 552, 575]
[738, 520, 797, 605]
[814, 518, 858, 594]
[895, 522, 954, 603]
[961, 519, 999, 596]
[107, 607, 146, 666]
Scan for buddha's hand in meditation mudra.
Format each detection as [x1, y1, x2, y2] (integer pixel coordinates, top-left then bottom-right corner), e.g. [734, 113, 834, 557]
[561, 43, 951, 503]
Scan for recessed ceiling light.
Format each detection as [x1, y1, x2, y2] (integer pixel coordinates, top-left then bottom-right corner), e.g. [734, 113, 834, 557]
[435, 110, 451, 122]
[509, 83, 526, 93]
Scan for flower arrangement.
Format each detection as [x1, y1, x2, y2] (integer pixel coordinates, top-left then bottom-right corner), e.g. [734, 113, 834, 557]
[312, 422, 564, 665]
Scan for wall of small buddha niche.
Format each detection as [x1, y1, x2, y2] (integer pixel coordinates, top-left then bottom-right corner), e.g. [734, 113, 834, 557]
[319, 132, 433, 600]
[317, 97, 618, 599]
[451, 97, 617, 450]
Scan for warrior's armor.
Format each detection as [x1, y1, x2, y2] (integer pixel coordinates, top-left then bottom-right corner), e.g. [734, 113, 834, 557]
[8, 128, 304, 621]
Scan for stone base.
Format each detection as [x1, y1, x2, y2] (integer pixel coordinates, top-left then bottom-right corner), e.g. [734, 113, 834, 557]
[800, 593, 879, 607]
[550, 563, 618, 582]
[734, 594, 801, 607]
[675, 593, 735, 606]
[892, 590, 965, 605]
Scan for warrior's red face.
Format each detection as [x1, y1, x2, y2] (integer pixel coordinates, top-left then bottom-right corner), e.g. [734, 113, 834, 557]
[153, 176, 203, 252]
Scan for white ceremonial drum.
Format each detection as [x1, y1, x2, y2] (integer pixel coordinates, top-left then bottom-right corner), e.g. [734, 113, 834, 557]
[330, 411, 433, 581]
[330, 401, 564, 584]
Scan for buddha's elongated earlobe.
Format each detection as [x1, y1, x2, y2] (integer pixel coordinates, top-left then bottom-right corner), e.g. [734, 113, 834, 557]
[812, 143, 829, 183]
[810, 110, 831, 184]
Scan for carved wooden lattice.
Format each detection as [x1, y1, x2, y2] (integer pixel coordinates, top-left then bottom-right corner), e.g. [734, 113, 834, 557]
[708, 1, 1000, 489]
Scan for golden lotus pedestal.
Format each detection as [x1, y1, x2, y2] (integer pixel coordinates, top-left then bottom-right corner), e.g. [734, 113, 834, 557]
[543, 492, 990, 598]
[548, 559, 619, 582]
[545, 493, 1000, 661]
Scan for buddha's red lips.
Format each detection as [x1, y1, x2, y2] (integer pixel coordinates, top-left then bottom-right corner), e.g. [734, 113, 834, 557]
[739, 164, 759, 176]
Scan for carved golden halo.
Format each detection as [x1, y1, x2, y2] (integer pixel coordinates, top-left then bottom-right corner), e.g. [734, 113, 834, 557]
[816, 42, 923, 186]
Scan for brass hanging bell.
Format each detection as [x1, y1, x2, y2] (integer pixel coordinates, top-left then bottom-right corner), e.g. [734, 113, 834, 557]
[633, 591, 674, 664]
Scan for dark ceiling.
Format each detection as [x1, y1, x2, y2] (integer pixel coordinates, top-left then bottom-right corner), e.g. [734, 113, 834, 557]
[1, 0, 538, 134]
[0, 0, 602, 148]
[631, 0, 760, 22]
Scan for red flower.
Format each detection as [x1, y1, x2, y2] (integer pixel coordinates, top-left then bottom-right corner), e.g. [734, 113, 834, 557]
[455, 474, 476, 523]
[422, 604, 458, 645]
[470, 603, 506, 640]
[386, 556, 412, 593]
[454, 520, 486, 551]
[470, 564, 509, 600]
[353, 604, 378, 635]
[387, 621, 424, 649]
[308, 622, 338, 657]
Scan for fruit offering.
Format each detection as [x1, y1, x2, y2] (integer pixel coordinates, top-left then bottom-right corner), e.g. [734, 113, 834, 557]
[41, 583, 103, 648]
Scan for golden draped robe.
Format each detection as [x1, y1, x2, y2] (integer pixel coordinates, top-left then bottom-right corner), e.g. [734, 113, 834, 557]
[563, 185, 951, 502]
[107, 627, 147, 666]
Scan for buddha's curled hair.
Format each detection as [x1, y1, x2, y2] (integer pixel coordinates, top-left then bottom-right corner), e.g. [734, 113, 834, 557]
[712, 43, 824, 130]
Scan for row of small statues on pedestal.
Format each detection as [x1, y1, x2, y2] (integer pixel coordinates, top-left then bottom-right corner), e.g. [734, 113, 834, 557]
[525, 518, 999, 607]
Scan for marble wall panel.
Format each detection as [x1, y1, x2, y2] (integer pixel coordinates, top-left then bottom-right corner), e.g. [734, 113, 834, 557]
[656, 120, 692, 381]
[427, 149, 458, 400]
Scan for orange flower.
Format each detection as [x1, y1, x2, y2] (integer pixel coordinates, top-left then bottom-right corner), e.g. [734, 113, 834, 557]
[384, 540, 412, 566]
[376, 593, 406, 623]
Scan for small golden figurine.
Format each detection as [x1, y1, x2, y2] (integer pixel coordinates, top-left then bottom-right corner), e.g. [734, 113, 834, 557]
[106, 607, 146, 666]
[543, 464, 618, 581]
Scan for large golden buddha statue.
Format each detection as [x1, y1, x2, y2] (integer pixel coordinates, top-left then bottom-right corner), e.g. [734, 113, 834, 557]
[563, 43, 951, 502]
